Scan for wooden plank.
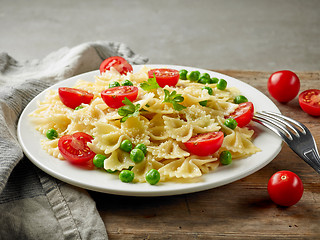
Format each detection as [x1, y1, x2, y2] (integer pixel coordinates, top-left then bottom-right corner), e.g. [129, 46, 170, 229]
[91, 71, 320, 240]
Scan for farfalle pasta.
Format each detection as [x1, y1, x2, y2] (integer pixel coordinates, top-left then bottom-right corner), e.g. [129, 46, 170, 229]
[29, 65, 261, 184]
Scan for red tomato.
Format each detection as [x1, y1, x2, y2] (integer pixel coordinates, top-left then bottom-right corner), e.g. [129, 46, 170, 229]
[228, 102, 254, 128]
[268, 170, 304, 207]
[184, 132, 224, 156]
[268, 70, 300, 103]
[148, 68, 180, 88]
[99, 56, 133, 75]
[58, 87, 94, 109]
[58, 132, 96, 165]
[299, 89, 320, 116]
[101, 86, 138, 108]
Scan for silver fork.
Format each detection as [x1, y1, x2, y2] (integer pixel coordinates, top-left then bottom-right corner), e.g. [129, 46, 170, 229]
[253, 111, 320, 174]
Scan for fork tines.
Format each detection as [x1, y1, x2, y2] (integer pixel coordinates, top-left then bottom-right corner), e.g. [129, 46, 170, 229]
[253, 111, 320, 174]
[253, 111, 306, 141]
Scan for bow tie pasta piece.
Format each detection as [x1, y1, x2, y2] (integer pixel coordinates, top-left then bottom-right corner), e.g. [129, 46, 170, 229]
[103, 149, 133, 172]
[206, 99, 238, 118]
[131, 155, 164, 183]
[88, 121, 128, 155]
[185, 105, 220, 134]
[217, 116, 261, 159]
[148, 114, 169, 141]
[148, 139, 190, 159]
[158, 158, 202, 180]
[163, 116, 193, 143]
[66, 98, 106, 127]
[120, 116, 150, 146]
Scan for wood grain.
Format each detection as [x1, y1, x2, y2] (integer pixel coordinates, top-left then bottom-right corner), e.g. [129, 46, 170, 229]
[90, 71, 320, 240]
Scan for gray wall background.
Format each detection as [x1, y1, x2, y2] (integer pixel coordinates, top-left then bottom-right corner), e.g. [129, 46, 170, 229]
[1, 0, 319, 71]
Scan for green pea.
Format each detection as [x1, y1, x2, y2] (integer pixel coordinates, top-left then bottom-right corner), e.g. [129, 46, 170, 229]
[93, 154, 106, 168]
[145, 169, 161, 185]
[130, 148, 145, 163]
[224, 118, 238, 130]
[46, 129, 58, 140]
[109, 81, 120, 88]
[202, 86, 213, 95]
[217, 79, 227, 90]
[198, 77, 210, 84]
[106, 169, 117, 173]
[220, 150, 232, 165]
[74, 106, 84, 110]
[187, 71, 200, 82]
[199, 100, 208, 107]
[210, 77, 219, 84]
[119, 170, 134, 183]
[120, 139, 133, 152]
[122, 79, 133, 86]
[234, 95, 248, 104]
[179, 69, 188, 80]
[134, 143, 147, 156]
[199, 73, 210, 80]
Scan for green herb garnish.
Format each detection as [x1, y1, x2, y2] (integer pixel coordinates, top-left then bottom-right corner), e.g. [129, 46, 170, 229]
[140, 74, 160, 91]
[118, 97, 141, 123]
[163, 89, 186, 111]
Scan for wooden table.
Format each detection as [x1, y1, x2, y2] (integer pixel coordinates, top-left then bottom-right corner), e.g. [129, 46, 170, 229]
[90, 70, 320, 240]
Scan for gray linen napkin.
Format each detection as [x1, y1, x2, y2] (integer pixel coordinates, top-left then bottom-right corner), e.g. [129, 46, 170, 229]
[0, 41, 148, 239]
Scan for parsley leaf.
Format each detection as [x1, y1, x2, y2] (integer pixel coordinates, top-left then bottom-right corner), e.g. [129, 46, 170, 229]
[163, 89, 186, 111]
[140, 73, 160, 91]
[118, 98, 141, 123]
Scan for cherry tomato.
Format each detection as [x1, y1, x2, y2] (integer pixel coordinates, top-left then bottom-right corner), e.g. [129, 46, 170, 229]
[148, 68, 180, 88]
[58, 132, 96, 165]
[58, 87, 94, 109]
[184, 132, 224, 156]
[268, 170, 304, 207]
[298, 89, 320, 116]
[228, 102, 254, 128]
[268, 70, 300, 103]
[100, 56, 133, 75]
[101, 86, 138, 108]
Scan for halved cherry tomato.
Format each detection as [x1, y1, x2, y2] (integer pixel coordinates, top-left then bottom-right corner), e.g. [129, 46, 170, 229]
[299, 89, 320, 116]
[100, 56, 133, 75]
[184, 132, 224, 156]
[228, 102, 254, 128]
[268, 170, 304, 207]
[58, 132, 96, 165]
[58, 87, 94, 109]
[268, 70, 300, 103]
[101, 86, 138, 108]
[148, 68, 180, 88]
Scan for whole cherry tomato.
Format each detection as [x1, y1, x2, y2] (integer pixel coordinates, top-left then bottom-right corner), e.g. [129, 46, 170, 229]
[268, 170, 304, 207]
[268, 70, 300, 103]
[58, 87, 94, 109]
[298, 89, 320, 116]
[100, 56, 133, 75]
[148, 68, 180, 88]
[184, 131, 224, 156]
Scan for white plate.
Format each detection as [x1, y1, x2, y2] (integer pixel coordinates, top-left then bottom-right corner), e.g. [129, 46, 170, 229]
[17, 65, 282, 196]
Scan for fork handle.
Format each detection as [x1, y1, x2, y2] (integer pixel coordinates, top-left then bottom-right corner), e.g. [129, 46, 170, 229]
[303, 149, 320, 174]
